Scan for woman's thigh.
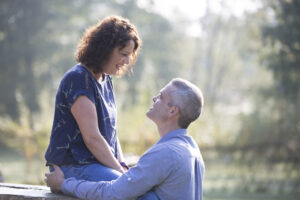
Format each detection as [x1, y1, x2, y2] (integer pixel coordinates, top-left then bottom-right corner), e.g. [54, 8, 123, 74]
[53, 163, 121, 181]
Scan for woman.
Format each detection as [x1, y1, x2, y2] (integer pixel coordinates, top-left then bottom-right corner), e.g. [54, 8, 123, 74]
[45, 15, 141, 181]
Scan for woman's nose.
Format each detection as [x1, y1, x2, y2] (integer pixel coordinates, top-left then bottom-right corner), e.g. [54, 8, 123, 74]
[123, 56, 130, 65]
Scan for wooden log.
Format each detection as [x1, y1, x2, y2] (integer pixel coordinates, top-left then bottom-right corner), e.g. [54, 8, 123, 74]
[0, 154, 139, 199]
[0, 183, 78, 200]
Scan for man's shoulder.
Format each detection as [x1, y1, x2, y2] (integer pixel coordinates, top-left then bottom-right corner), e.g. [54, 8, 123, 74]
[143, 135, 201, 159]
[164, 136, 201, 158]
[140, 142, 178, 162]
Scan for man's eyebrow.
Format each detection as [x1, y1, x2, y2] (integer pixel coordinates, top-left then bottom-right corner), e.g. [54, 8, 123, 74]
[160, 92, 163, 99]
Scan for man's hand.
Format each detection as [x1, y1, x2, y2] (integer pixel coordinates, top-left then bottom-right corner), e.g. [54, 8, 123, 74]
[45, 165, 65, 193]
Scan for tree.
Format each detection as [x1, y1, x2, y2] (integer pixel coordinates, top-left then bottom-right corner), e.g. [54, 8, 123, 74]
[0, 0, 50, 120]
[262, 0, 300, 164]
[236, 0, 300, 192]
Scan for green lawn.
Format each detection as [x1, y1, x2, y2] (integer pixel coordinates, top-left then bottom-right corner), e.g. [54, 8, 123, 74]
[204, 192, 299, 200]
[0, 148, 47, 185]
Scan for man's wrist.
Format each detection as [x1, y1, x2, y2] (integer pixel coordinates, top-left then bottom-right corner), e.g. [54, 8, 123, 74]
[61, 178, 74, 195]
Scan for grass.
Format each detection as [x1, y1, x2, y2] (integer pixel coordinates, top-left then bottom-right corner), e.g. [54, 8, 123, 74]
[0, 146, 47, 185]
[203, 158, 300, 200]
[204, 192, 299, 200]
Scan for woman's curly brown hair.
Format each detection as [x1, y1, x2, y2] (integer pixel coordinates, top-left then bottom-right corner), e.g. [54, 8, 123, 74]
[75, 16, 141, 75]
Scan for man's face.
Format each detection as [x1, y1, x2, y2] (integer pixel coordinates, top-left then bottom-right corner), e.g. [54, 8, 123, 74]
[146, 84, 176, 124]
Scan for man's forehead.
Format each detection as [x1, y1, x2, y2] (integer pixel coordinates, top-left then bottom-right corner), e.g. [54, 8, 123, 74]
[161, 84, 176, 95]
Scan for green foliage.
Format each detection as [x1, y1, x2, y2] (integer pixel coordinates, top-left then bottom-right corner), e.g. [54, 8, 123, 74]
[117, 103, 158, 155]
[0, 91, 52, 158]
[0, 0, 49, 119]
[262, 0, 300, 102]
[235, 0, 300, 193]
[239, 0, 300, 163]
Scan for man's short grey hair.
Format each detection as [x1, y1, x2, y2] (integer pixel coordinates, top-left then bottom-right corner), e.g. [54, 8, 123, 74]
[168, 78, 204, 128]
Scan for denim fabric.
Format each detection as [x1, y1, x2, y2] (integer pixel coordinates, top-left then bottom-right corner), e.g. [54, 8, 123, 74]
[50, 163, 121, 182]
[138, 191, 160, 200]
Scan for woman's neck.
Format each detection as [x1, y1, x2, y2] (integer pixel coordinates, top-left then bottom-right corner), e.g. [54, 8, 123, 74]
[93, 72, 104, 82]
[82, 65, 103, 82]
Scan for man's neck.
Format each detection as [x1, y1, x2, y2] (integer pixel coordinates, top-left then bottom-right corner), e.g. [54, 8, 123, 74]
[157, 122, 181, 138]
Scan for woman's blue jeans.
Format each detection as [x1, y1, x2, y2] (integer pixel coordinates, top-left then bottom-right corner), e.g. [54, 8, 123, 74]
[59, 163, 121, 181]
[50, 163, 158, 200]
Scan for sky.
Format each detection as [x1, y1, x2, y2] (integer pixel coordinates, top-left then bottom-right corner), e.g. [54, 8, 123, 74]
[151, 0, 260, 19]
[138, 0, 261, 36]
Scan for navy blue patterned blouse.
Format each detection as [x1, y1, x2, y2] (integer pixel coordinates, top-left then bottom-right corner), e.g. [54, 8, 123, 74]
[45, 64, 118, 166]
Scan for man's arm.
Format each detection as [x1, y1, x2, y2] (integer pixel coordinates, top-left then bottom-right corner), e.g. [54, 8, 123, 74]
[47, 146, 174, 199]
[61, 178, 109, 200]
[64, 147, 173, 199]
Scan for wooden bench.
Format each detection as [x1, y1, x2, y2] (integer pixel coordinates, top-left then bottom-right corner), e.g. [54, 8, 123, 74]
[0, 183, 78, 199]
[0, 154, 139, 199]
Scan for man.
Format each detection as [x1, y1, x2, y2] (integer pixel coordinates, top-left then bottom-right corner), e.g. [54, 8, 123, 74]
[45, 78, 205, 200]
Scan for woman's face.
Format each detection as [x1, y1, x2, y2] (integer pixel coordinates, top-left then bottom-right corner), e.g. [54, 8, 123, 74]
[103, 40, 135, 75]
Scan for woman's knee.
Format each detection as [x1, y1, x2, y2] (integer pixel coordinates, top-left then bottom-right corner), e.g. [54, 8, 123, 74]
[81, 163, 121, 181]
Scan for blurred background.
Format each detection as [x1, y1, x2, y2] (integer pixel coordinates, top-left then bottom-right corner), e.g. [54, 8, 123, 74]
[0, 0, 299, 199]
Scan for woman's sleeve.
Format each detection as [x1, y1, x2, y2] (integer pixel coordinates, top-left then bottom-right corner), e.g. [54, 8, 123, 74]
[62, 71, 95, 108]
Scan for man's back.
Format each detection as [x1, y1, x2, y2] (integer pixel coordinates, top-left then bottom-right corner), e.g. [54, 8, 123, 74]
[150, 131, 205, 200]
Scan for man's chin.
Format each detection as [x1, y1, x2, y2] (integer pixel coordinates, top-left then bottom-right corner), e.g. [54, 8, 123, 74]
[146, 111, 150, 118]
[146, 110, 153, 120]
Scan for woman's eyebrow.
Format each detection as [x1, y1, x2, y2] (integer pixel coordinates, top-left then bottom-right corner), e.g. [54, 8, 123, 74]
[121, 50, 131, 54]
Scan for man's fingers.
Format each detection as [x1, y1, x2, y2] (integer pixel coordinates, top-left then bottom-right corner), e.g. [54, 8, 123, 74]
[50, 187, 59, 194]
[45, 172, 51, 177]
[45, 177, 50, 187]
[53, 165, 62, 174]
[53, 165, 65, 178]
[53, 165, 59, 171]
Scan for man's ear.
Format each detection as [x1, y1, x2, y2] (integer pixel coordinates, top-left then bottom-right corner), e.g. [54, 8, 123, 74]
[169, 106, 179, 117]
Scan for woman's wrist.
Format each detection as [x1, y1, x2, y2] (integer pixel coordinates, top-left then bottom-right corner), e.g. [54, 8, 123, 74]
[117, 166, 125, 173]
[120, 161, 129, 170]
